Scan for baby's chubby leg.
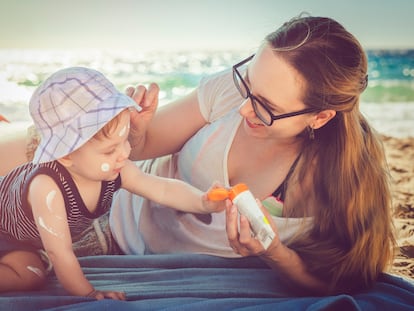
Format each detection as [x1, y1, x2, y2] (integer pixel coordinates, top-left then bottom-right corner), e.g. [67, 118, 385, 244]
[0, 250, 47, 292]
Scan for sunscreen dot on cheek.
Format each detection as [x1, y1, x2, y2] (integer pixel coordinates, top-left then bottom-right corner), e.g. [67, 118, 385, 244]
[101, 163, 110, 172]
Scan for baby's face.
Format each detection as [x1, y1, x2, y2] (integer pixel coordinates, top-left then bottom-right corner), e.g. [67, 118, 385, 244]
[68, 110, 131, 181]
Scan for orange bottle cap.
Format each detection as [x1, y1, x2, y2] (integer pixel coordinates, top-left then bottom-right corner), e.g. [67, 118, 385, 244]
[228, 183, 248, 201]
[0, 114, 10, 123]
[207, 188, 230, 201]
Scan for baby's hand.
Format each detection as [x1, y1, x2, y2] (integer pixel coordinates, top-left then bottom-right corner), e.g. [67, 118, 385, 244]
[201, 182, 228, 213]
[87, 289, 126, 300]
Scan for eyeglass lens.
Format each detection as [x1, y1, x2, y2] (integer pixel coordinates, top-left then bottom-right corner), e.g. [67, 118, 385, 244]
[233, 70, 273, 125]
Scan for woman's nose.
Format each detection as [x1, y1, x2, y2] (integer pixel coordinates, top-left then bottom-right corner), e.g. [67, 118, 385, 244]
[238, 98, 255, 117]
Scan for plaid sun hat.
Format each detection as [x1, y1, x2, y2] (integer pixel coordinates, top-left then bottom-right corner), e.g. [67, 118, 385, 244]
[30, 67, 138, 164]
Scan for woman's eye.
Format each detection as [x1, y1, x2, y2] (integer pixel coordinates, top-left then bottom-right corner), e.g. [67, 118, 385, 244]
[271, 107, 281, 114]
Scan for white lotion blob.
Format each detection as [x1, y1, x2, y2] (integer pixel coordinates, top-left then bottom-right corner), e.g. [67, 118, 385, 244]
[101, 163, 110, 172]
[119, 125, 127, 137]
[27, 266, 43, 277]
[37, 216, 60, 237]
[46, 190, 56, 212]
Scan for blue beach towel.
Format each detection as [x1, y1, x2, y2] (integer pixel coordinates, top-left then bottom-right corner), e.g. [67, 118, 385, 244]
[1, 254, 413, 310]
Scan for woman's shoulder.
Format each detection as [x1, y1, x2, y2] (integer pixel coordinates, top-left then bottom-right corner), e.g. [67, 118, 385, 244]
[198, 68, 242, 122]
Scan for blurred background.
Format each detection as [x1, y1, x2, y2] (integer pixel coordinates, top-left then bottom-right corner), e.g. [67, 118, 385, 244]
[0, 0, 413, 137]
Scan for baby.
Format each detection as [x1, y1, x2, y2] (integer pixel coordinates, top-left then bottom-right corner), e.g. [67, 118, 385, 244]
[0, 67, 225, 300]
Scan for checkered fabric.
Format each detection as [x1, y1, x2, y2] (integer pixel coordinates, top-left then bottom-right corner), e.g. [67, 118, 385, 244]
[29, 67, 136, 164]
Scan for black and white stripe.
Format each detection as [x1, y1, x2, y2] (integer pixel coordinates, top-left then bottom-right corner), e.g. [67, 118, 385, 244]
[0, 161, 121, 247]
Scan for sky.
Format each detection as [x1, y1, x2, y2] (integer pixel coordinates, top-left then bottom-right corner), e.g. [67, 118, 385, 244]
[0, 0, 413, 51]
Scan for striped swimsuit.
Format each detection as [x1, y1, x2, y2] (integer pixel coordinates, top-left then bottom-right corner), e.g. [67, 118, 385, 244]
[0, 161, 121, 252]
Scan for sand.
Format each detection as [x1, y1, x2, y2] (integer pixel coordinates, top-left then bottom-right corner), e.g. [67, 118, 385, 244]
[383, 135, 414, 280]
[0, 124, 413, 280]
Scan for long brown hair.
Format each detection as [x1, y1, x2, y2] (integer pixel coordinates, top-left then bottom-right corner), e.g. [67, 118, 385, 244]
[266, 15, 395, 293]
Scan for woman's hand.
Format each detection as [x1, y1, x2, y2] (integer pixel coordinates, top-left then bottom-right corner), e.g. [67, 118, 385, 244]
[226, 199, 327, 292]
[126, 83, 159, 126]
[125, 83, 159, 158]
[225, 199, 281, 257]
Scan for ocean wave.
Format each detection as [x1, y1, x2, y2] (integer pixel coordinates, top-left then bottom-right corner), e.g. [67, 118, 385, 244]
[363, 80, 414, 102]
[1, 49, 413, 137]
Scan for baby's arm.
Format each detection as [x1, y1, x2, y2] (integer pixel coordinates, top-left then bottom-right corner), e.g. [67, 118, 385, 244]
[28, 175, 95, 296]
[28, 175, 125, 299]
[121, 160, 226, 214]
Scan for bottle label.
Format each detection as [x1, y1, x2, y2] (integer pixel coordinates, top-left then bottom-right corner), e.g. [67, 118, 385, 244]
[233, 190, 275, 249]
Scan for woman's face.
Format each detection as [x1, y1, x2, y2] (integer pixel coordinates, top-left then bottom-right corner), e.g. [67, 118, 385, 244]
[238, 44, 316, 140]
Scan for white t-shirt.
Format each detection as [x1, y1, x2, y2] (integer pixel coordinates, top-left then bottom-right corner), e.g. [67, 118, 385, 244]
[109, 68, 312, 256]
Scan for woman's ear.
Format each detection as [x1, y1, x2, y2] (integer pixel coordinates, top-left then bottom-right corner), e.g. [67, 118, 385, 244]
[57, 155, 73, 168]
[311, 109, 336, 129]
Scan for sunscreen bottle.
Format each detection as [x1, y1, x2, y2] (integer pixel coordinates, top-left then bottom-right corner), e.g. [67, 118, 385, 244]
[208, 183, 275, 249]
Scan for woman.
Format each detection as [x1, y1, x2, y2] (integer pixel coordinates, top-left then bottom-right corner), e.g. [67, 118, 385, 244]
[109, 15, 395, 294]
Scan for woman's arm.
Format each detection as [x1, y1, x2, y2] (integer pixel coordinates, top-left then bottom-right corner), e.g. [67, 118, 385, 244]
[0, 127, 28, 175]
[0, 86, 207, 172]
[259, 238, 327, 294]
[128, 86, 207, 160]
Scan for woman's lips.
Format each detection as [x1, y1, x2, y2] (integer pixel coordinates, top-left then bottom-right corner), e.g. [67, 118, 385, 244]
[245, 118, 263, 128]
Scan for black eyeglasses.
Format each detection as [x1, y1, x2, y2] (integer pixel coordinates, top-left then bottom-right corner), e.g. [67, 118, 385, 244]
[232, 54, 319, 126]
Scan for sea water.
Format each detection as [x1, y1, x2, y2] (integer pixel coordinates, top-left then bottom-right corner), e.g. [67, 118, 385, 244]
[0, 49, 413, 137]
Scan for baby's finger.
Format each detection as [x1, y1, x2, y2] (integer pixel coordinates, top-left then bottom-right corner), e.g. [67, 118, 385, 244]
[110, 291, 126, 300]
[103, 290, 126, 300]
[94, 291, 105, 300]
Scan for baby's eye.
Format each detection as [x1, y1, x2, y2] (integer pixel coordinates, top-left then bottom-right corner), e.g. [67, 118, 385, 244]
[104, 149, 116, 155]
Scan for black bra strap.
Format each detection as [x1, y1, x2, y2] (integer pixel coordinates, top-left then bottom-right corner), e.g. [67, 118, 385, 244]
[272, 153, 302, 201]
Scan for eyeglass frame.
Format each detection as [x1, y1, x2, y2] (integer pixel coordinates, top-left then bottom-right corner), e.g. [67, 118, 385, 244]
[232, 54, 319, 126]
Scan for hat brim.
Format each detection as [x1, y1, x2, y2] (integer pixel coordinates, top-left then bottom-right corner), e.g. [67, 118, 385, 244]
[32, 92, 136, 164]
